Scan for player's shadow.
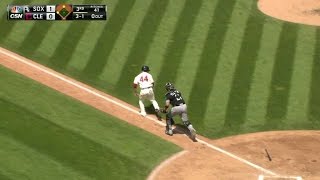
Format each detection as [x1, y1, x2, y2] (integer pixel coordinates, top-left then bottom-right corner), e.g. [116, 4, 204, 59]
[145, 105, 163, 119]
[173, 124, 197, 142]
[145, 105, 156, 114]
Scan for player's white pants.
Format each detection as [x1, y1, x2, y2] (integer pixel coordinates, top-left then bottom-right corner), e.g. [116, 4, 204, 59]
[139, 88, 160, 115]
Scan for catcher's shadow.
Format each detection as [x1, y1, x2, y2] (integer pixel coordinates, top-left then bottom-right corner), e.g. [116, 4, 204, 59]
[145, 105, 156, 114]
[173, 124, 197, 142]
[145, 105, 164, 120]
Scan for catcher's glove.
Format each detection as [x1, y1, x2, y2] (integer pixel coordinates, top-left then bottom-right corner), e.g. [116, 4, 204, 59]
[160, 108, 167, 113]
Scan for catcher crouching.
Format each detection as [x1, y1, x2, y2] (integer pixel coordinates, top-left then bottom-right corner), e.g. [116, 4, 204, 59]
[160, 82, 196, 140]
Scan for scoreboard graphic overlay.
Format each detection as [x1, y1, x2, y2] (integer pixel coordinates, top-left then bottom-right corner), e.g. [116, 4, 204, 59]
[7, 4, 107, 20]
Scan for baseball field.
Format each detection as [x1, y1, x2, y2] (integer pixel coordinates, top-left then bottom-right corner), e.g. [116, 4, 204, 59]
[0, 0, 320, 179]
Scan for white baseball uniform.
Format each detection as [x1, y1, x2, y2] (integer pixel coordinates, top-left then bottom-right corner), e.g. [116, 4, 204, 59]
[133, 71, 160, 116]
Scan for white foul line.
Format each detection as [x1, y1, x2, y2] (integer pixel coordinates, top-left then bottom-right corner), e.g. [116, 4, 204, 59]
[259, 175, 303, 180]
[0, 48, 278, 176]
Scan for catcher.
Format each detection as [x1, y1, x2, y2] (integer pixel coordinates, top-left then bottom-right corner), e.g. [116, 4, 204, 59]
[161, 82, 196, 139]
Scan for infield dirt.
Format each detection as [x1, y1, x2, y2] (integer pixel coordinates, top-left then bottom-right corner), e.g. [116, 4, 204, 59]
[258, 0, 320, 26]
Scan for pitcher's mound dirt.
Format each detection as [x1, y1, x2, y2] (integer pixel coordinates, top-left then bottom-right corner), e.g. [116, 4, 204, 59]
[258, 0, 320, 26]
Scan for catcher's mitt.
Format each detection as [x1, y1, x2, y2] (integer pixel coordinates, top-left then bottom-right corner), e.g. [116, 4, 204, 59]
[160, 108, 167, 113]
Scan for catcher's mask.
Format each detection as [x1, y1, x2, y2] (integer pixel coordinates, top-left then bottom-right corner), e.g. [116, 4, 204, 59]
[141, 65, 150, 72]
[165, 82, 175, 91]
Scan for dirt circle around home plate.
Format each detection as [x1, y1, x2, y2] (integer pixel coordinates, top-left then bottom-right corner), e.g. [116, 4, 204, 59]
[258, 0, 320, 26]
[151, 131, 320, 180]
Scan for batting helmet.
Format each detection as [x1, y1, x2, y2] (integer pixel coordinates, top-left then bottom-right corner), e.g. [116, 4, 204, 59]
[141, 65, 150, 72]
[165, 82, 175, 91]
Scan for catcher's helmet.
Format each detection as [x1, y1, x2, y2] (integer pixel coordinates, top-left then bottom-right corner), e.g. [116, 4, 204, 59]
[165, 82, 175, 91]
[141, 65, 150, 72]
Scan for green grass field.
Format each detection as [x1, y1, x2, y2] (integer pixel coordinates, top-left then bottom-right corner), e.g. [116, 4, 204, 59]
[1, 0, 320, 177]
[0, 66, 180, 179]
[1, 0, 319, 138]
[1, 0, 319, 137]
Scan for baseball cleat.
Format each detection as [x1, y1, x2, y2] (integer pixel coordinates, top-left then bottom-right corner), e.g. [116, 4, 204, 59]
[165, 129, 173, 136]
[189, 128, 196, 140]
[155, 112, 162, 121]
[140, 112, 147, 117]
[187, 125, 196, 140]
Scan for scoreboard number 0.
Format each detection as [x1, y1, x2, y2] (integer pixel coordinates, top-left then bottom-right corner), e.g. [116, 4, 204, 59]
[46, 13, 55, 20]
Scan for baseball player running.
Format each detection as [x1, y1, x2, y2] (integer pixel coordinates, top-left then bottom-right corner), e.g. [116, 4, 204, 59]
[133, 65, 161, 120]
[161, 82, 196, 139]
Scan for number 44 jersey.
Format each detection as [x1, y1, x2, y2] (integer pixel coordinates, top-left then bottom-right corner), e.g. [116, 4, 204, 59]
[133, 72, 154, 89]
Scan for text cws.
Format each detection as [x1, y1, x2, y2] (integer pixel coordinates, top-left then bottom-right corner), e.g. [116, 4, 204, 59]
[7, 4, 107, 21]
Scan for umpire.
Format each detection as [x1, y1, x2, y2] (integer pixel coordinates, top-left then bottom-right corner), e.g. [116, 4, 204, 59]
[161, 82, 196, 139]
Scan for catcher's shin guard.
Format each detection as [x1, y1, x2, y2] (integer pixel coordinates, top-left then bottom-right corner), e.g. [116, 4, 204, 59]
[166, 113, 175, 125]
[165, 118, 174, 136]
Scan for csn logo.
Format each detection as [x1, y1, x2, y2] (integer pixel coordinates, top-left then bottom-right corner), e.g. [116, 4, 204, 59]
[10, 13, 23, 19]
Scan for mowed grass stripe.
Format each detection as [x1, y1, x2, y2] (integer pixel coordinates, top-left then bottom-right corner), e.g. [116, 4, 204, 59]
[266, 23, 298, 124]
[0, 173, 11, 180]
[143, 0, 186, 81]
[203, 0, 253, 134]
[174, 0, 218, 101]
[115, 0, 169, 98]
[0, 0, 32, 43]
[1, 66, 180, 170]
[245, 21, 282, 128]
[0, 133, 91, 180]
[66, 0, 118, 73]
[34, 22, 71, 62]
[187, 0, 237, 128]
[308, 29, 320, 123]
[0, 99, 148, 179]
[224, 6, 265, 132]
[18, 0, 53, 56]
[65, 21, 106, 71]
[154, 0, 203, 95]
[34, 0, 87, 61]
[286, 27, 316, 124]
[99, 0, 153, 85]
[47, 21, 89, 69]
[0, 0, 42, 49]
[47, 0, 103, 70]
[82, 0, 135, 80]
